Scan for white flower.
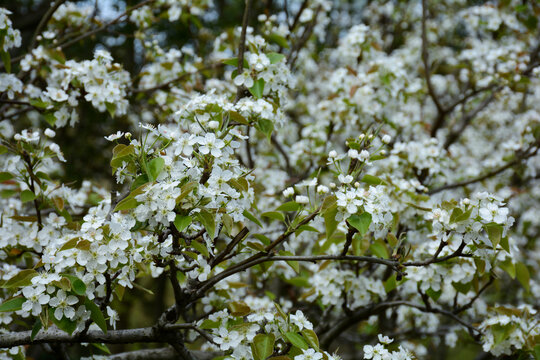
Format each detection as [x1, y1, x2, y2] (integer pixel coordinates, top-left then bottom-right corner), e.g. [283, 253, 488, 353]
[296, 195, 309, 204]
[338, 174, 353, 184]
[382, 134, 391, 144]
[48, 143, 66, 162]
[233, 70, 254, 88]
[295, 348, 323, 360]
[377, 334, 393, 344]
[49, 290, 79, 320]
[213, 327, 242, 350]
[44, 128, 56, 138]
[105, 131, 125, 141]
[44, 87, 69, 102]
[283, 187, 295, 197]
[290, 310, 313, 330]
[197, 133, 226, 157]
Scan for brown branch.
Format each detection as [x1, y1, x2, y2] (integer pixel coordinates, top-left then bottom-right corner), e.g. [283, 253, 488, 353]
[453, 276, 494, 314]
[210, 226, 249, 268]
[443, 90, 499, 149]
[234, 0, 253, 103]
[428, 140, 540, 194]
[29, 0, 67, 51]
[422, 0, 445, 136]
[402, 241, 468, 266]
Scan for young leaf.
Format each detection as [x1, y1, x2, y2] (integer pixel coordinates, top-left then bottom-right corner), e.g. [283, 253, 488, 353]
[31, 318, 42, 340]
[0, 297, 25, 312]
[243, 210, 263, 227]
[301, 329, 319, 350]
[61, 274, 86, 295]
[347, 212, 372, 235]
[515, 262, 530, 292]
[284, 332, 309, 350]
[2, 269, 38, 288]
[262, 211, 285, 222]
[174, 214, 192, 232]
[196, 210, 216, 239]
[267, 52, 285, 64]
[251, 333, 275, 360]
[249, 78, 265, 99]
[147, 157, 165, 182]
[484, 223, 503, 248]
[84, 298, 107, 333]
[20, 190, 36, 203]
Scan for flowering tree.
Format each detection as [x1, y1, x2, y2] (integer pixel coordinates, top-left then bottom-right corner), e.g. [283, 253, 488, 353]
[0, 0, 539, 359]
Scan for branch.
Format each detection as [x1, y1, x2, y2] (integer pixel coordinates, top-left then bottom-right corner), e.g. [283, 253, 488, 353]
[453, 276, 494, 314]
[106, 347, 218, 360]
[234, 0, 253, 103]
[29, 0, 67, 51]
[421, 0, 446, 136]
[210, 226, 249, 268]
[0, 323, 213, 349]
[402, 241, 468, 267]
[443, 90, 499, 149]
[428, 139, 540, 194]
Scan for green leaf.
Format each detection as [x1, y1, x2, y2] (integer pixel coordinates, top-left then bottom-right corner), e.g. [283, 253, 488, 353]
[222, 58, 238, 67]
[280, 250, 299, 273]
[323, 204, 338, 240]
[0, 297, 25, 312]
[369, 240, 388, 259]
[256, 118, 274, 142]
[191, 240, 209, 258]
[91, 343, 111, 354]
[176, 181, 198, 204]
[20, 190, 36, 203]
[62, 274, 86, 295]
[84, 298, 107, 333]
[243, 210, 262, 227]
[196, 210, 216, 239]
[2, 269, 37, 288]
[174, 215, 192, 232]
[267, 32, 289, 48]
[147, 157, 165, 182]
[112, 144, 135, 159]
[105, 102, 116, 117]
[384, 274, 397, 293]
[484, 223, 503, 248]
[347, 212, 372, 235]
[229, 301, 251, 316]
[0, 172, 14, 181]
[534, 344, 540, 360]
[500, 236, 510, 253]
[251, 333, 275, 360]
[515, 262, 530, 292]
[499, 259, 516, 279]
[262, 211, 285, 222]
[361, 174, 384, 185]
[29, 99, 50, 110]
[267, 52, 285, 64]
[1, 51, 11, 73]
[49, 308, 77, 334]
[31, 318, 42, 340]
[114, 197, 139, 212]
[249, 78, 265, 99]
[301, 329, 319, 351]
[131, 174, 149, 190]
[276, 201, 301, 212]
[426, 288, 442, 301]
[284, 332, 309, 350]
